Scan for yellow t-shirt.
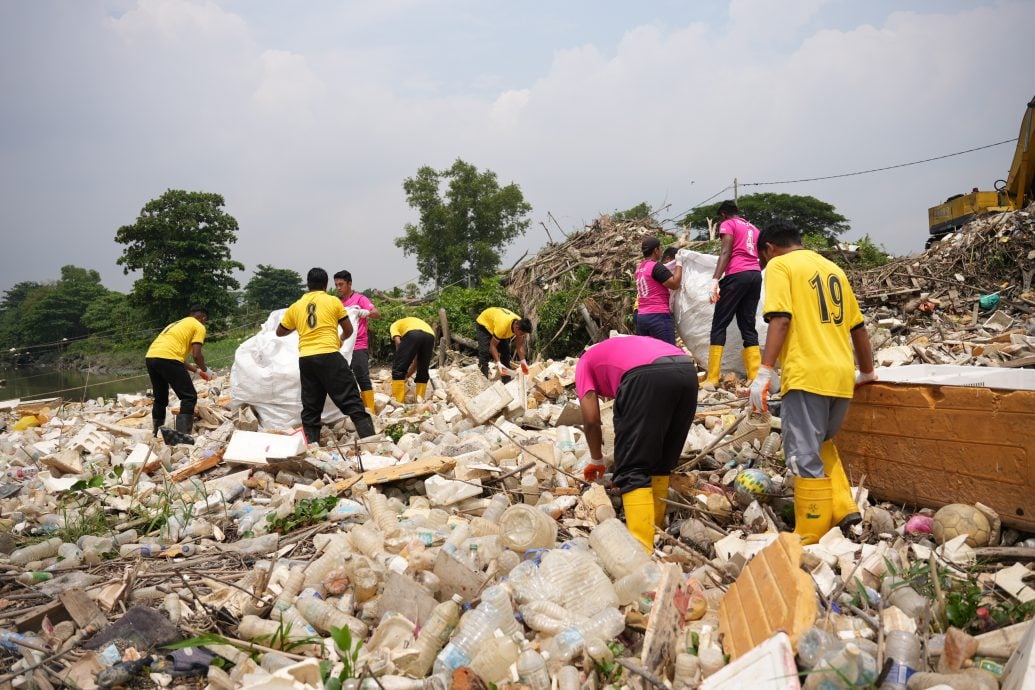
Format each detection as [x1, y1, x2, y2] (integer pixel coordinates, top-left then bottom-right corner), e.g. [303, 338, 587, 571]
[389, 317, 434, 339]
[146, 317, 206, 361]
[281, 292, 348, 357]
[762, 250, 864, 399]
[476, 307, 520, 340]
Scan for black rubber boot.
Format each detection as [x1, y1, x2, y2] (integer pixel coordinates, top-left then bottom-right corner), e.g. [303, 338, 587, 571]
[175, 414, 194, 435]
[354, 416, 376, 439]
[304, 426, 321, 445]
[152, 417, 165, 438]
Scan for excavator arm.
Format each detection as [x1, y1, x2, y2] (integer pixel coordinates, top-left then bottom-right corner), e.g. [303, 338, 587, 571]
[997, 95, 1035, 210]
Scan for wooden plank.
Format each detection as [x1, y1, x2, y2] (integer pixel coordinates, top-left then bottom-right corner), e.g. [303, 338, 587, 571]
[59, 589, 107, 630]
[640, 563, 688, 677]
[1000, 354, 1035, 369]
[333, 456, 455, 494]
[13, 599, 69, 632]
[169, 450, 224, 482]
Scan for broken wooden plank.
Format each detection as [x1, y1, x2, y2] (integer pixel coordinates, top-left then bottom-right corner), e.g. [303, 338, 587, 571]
[333, 456, 456, 494]
[59, 589, 107, 631]
[169, 449, 224, 482]
[640, 562, 688, 677]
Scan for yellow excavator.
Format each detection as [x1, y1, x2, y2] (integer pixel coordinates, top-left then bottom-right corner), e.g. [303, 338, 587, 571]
[928, 95, 1035, 245]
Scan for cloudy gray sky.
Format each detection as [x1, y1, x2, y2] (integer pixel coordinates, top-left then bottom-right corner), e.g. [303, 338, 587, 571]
[1, 0, 1032, 298]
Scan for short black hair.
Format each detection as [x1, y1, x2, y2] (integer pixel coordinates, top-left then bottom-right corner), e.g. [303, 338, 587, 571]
[515, 318, 532, 334]
[333, 270, 352, 283]
[307, 267, 329, 291]
[189, 304, 208, 316]
[661, 246, 677, 261]
[717, 200, 739, 217]
[641, 236, 661, 257]
[758, 219, 802, 250]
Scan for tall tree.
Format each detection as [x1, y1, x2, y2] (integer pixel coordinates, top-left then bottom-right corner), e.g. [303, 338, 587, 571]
[115, 189, 244, 324]
[243, 264, 304, 312]
[683, 193, 850, 244]
[0, 267, 111, 348]
[396, 159, 532, 288]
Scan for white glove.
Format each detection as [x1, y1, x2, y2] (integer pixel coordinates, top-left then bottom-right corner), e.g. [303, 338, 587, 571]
[749, 365, 780, 412]
[355, 308, 370, 318]
[856, 370, 878, 386]
[498, 363, 513, 378]
[708, 279, 720, 304]
[520, 359, 529, 375]
[198, 368, 212, 381]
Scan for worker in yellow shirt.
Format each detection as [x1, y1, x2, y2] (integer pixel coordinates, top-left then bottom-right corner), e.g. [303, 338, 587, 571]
[146, 304, 211, 440]
[389, 317, 436, 403]
[475, 307, 532, 383]
[749, 219, 876, 544]
[276, 268, 375, 445]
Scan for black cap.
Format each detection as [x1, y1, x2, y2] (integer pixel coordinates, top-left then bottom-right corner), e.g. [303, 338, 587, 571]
[641, 236, 661, 256]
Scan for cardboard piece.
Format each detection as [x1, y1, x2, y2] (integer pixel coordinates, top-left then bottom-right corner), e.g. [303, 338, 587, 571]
[718, 533, 818, 660]
[1001, 620, 1035, 690]
[640, 563, 689, 677]
[995, 563, 1035, 603]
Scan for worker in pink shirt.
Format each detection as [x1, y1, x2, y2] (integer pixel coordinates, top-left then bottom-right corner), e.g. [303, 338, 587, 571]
[334, 270, 381, 413]
[634, 237, 682, 344]
[704, 200, 763, 387]
[575, 336, 698, 552]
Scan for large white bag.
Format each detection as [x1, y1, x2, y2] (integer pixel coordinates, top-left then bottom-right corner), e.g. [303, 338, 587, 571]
[671, 250, 767, 376]
[229, 306, 360, 430]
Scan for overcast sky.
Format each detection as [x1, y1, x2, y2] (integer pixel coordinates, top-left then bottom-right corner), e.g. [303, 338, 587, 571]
[1, 0, 1032, 298]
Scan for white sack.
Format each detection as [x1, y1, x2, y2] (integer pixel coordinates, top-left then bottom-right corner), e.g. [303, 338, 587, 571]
[229, 307, 360, 430]
[671, 250, 767, 376]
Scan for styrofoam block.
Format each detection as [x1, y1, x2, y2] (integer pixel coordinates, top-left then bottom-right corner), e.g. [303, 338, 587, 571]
[701, 632, 801, 689]
[224, 430, 307, 465]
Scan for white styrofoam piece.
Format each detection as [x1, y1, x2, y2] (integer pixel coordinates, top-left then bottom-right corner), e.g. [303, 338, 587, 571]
[701, 631, 801, 689]
[1001, 620, 1035, 690]
[873, 364, 1035, 391]
[123, 443, 153, 468]
[224, 430, 307, 465]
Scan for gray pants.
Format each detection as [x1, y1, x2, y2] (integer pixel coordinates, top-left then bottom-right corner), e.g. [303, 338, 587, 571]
[780, 390, 850, 478]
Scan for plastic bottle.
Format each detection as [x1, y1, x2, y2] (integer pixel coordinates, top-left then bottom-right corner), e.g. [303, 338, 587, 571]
[295, 594, 368, 637]
[352, 566, 380, 603]
[303, 537, 352, 589]
[482, 493, 510, 523]
[498, 504, 557, 552]
[556, 665, 581, 690]
[880, 577, 928, 620]
[803, 642, 878, 689]
[613, 561, 662, 606]
[544, 607, 625, 663]
[698, 625, 725, 677]
[589, 518, 651, 580]
[164, 592, 182, 624]
[480, 585, 521, 639]
[880, 631, 921, 690]
[520, 473, 540, 504]
[10, 537, 62, 565]
[516, 639, 551, 690]
[238, 615, 317, 650]
[5, 467, 39, 481]
[798, 627, 840, 669]
[673, 652, 702, 690]
[366, 490, 401, 537]
[443, 521, 471, 555]
[47, 542, 83, 570]
[400, 594, 463, 677]
[17, 571, 53, 585]
[470, 630, 520, 683]
[433, 607, 497, 675]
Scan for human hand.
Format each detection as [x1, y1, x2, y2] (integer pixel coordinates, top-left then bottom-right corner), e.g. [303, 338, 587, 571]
[520, 359, 529, 375]
[855, 370, 878, 386]
[749, 365, 779, 412]
[198, 368, 212, 381]
[355, 308, 370, 319]
[498, 363, 513, 378]
[708, 279, 720, 304]
[583, 455, 611, 481]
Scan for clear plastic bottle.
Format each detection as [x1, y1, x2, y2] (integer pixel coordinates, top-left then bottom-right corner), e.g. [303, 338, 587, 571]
[470, 630, 520, 683]
[613, 561, 662, 606]
[480, 585, 521, 640]
[516, 639, 551, 690]
[543, 607, 625, 663]
[520, 473, 540, 504]
[9, 537, 61, 565]
[880, 631, 921, 690]
[803, 642, 878, 689]
[304, 537, 352, 589]
[673, 652, 702, 690]
[433, 607, 496, 675]
[556, 665, 581, 690]
[498, 504, 557, 552]
[400, 594, 463, 678]
[295, 594, 368, 637]
[588, 518, 651, 580]
[271, 566, 306, 617]
[482, 493, 510, 524]
[366, 490, 401, 537]
[880, 577, 928, 620]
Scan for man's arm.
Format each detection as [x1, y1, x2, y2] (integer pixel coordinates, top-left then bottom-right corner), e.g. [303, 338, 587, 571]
[578, 391, 603, 460]
[851, 326, 875, 374]
[489, 336, 501, 363]
[513, 332, 526, 361]
[661, 264, 682, 290]
[713, 235, 734, 280]
[761, 316, 790, 367]
[189, 342, 207, 372]
[276, 324, 293, 337]
[368, 305, 381, 320]
[339, 317, 353, 340]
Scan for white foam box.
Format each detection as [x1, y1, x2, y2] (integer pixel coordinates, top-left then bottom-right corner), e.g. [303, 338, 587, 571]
[224, 430, 307, 465]
[701, 632, 800, 690]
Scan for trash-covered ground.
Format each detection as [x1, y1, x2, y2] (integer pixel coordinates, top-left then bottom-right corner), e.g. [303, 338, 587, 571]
[2, 349, 1034, 690]
[3, 207, 1035, 690]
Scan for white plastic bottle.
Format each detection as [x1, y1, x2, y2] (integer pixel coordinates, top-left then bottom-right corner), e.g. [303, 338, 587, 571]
[544, 607, 625, 663]
[432, 607, 496, 675]
[470, 630, 519, 683]
[516, 639, 551, 690]
[556, 665, 581, 690]
[482, 493, 510, 523]
[401, 594, 463, 677]
[480, 585, 521, 640]
[588, 518, 651, 580]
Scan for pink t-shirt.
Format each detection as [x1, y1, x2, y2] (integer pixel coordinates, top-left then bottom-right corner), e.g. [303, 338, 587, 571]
[341, 293, 375, 350]
[576, 336, 686, 399]
[719, 217, 762, 276]
[635, 260, 672, 314]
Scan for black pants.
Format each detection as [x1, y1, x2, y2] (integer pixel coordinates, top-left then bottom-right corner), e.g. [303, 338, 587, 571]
[392, 331, 434, 383]
[476, 324, 512, 377]
[612, 357, 698, 493]
[351, 348, 372, 391]
[146, 357, 197, 423]
[298, 352, 375, 439]
[710, 270, 762, 347]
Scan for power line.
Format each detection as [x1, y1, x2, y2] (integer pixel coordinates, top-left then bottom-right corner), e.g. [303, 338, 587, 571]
[664, 185, 733, 223]
[742, 138, 1017, 187]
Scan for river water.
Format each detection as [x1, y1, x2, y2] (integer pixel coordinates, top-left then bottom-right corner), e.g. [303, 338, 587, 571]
[0, 367, 152, 404]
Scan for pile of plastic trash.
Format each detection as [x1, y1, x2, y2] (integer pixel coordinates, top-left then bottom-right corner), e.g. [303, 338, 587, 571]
[2, 355, 1034, 690]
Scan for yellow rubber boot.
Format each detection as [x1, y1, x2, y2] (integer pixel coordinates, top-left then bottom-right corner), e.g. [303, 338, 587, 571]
[704, 345, 724, 387]
[360, 390, 375, 414]
[742, 345, 761, 381]
[820, 440, 862, 529]
[621, 488, 656, 553]
[415, 382, 427, 401]
[793, 477, 833, 545]
[390, 380, 406, 403]
[651, 475, 670, 528]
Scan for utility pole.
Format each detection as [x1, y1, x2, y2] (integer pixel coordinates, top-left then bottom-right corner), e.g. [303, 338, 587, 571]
[733, 177, 738, 202]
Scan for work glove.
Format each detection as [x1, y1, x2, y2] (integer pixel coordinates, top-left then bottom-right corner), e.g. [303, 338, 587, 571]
[520, 359, 529, 375]
[749, 365, 779, 412]
[708, 279, 720, 304]
[583, 455, 611, 481]
[498, 363, 513, 379]
[198, 368, 212, 382]
[355, 308, 370, 318]
[855, 370, 878, 386]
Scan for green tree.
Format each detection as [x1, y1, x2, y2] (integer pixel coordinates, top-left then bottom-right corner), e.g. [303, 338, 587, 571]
[82, 292, 146, 345]
[612, 202, 653, 222]
[115, 189, 244, 324]
[682, 193, 850, 244]
[244, 264, 304, 313]
[396, 159, 532, 288]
